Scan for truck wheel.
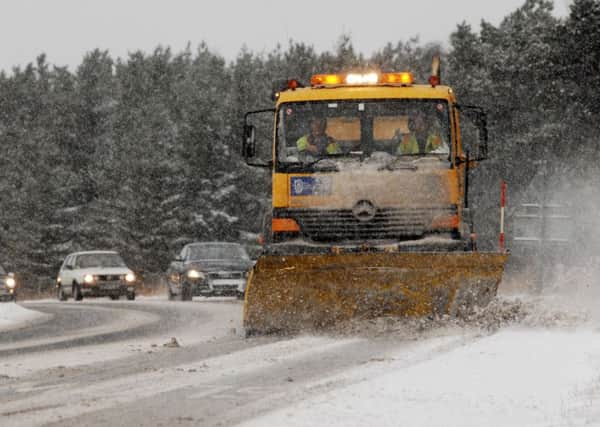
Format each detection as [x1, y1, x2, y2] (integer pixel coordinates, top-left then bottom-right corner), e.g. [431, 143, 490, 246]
[109, 295, 120, 300]
[73, 284, 83, 301]
[57, 286, 68, 301]
[181, 284, 192, 301]
[244, 328, 258, 338]
[127, 291, 135, 301]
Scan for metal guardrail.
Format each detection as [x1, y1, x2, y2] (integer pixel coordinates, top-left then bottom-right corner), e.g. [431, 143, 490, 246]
[512, 203, 572, 246]
[511, 202, 573, 291]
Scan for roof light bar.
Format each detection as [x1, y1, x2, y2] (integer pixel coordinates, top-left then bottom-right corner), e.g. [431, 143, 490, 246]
[310, 71, 416, 87]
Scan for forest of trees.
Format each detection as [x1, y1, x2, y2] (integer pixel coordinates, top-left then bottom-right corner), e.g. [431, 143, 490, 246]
[1, 0, 599, 290]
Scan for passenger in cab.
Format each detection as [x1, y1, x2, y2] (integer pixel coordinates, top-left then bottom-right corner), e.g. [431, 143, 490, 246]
[296, 117, 340, 156]
[396, 111, 446, 155]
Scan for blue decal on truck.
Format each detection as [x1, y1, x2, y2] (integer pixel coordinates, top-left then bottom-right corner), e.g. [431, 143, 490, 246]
[291, 177, 314, 196]
[290, 176, 331, 196]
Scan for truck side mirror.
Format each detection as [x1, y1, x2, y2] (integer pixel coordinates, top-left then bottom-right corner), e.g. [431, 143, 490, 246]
[242, 124, 256, 159]
[457, 105, 488, 162]
[242, 108, 275, 169]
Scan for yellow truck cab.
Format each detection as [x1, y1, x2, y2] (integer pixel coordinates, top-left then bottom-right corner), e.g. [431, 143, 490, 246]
[244, 69, 488, 253]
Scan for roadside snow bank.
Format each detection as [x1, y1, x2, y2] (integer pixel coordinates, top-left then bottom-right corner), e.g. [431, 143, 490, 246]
[0, 302, 51, 332]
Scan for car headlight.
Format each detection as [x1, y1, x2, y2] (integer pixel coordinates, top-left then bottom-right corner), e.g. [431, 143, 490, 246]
[84, 274, 95, 284]
[187, 269, 204, 279]
[5, 277, 16, 289]
[125, 273, 135, 283]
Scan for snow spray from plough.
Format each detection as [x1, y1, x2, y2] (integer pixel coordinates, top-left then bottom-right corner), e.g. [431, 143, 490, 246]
[241, 57, 508, 334]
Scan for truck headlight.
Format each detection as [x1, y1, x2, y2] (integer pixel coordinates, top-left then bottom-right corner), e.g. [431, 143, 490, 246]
[84, 274, 95, 284]
[187, 269, 204, 279]
[125, 273, 135, 283]
[5, 277, 16, 289]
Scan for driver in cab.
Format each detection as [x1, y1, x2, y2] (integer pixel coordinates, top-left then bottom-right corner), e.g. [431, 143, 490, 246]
[296, 117, 340, 156]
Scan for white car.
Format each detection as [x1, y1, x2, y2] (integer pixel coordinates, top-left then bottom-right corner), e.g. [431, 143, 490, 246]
[56, 251, 137, 301]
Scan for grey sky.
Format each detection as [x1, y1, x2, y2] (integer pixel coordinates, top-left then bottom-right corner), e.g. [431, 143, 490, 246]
[1, 0, 571, 72]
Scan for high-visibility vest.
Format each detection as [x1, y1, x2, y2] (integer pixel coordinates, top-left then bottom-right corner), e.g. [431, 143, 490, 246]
[297, 134, 340, 154]
[396, 134, 419, 154]
[396, 133, 442, 154]
[425, 134, 442, 152]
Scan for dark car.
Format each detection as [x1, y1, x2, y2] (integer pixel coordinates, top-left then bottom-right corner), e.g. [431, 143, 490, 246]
[166, 242, 253, 301]
[0, 265, 17, 302]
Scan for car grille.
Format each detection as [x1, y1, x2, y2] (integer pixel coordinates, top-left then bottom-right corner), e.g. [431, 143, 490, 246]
[96, 275, 123, 282]
[207, 272, 244, 280]
[213, 284, 238, 290]
[284, 207, 456, 241]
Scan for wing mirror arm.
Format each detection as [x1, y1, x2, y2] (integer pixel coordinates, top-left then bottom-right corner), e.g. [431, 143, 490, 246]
[242, 108, 275, 169]
[456, 104, 489, 162]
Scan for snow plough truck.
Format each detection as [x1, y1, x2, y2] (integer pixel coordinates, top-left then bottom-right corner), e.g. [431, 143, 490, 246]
[242, 58, 508, 334]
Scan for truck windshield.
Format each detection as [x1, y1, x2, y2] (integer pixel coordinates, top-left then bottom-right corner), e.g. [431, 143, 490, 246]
[276, 99, 451, 171]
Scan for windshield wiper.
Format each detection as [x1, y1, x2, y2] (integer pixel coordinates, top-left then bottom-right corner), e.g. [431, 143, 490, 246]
[304, 157, 340, 171]
[281, 156, 340, 172]
[378, 157, 418, 171]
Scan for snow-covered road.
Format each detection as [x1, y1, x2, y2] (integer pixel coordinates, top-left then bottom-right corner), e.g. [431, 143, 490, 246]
[0, 293, 599, 427]
[242, 327, 600, 427]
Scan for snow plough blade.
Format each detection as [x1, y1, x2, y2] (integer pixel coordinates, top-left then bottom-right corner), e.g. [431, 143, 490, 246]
[243, 251, 508, 334]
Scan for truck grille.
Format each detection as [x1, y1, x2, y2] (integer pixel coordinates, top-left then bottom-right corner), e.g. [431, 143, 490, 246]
[284, 207, 456, 241]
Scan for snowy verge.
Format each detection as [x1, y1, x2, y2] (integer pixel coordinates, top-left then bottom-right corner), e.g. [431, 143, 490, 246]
[0, 302, 52, 332]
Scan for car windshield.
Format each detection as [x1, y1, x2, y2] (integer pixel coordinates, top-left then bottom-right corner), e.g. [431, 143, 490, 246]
[187, 244, 249, 261]
[276, 99, 451, 172]
[75, 253, 126, 268]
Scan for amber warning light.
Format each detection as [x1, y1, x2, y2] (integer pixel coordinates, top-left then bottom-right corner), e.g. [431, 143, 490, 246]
[310, 74, 344, 86]
[381, 72, 414, 85]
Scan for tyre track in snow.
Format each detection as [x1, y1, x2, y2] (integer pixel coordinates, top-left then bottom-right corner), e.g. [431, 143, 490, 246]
[4, 325, 492, 427]
[69, 334, 482, 427]
[0, 299, 246, 360]
[0, 302, 162, 357]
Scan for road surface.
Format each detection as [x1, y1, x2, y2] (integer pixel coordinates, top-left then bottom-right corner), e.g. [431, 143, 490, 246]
[0, 291, 599, 427]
